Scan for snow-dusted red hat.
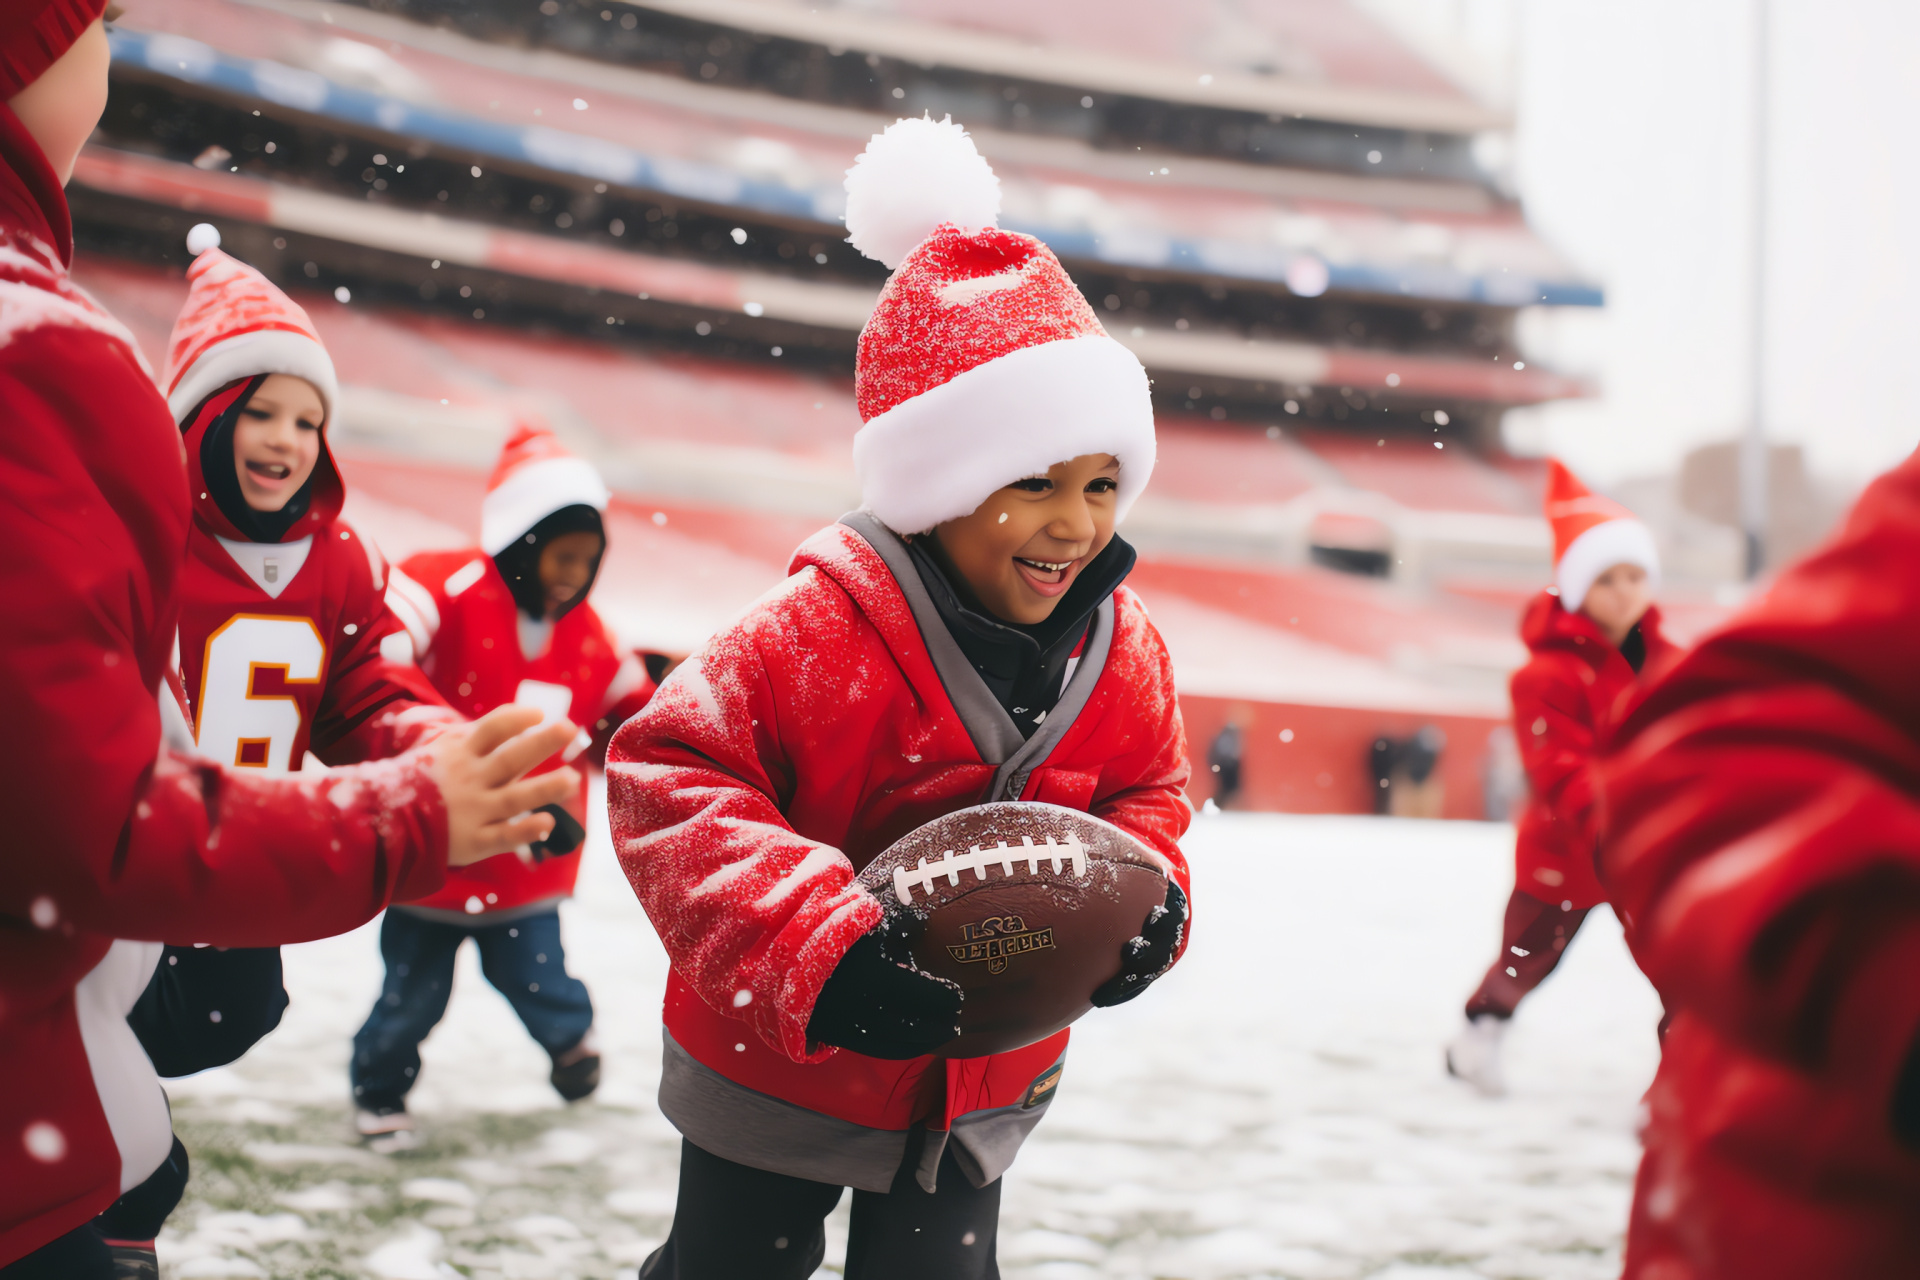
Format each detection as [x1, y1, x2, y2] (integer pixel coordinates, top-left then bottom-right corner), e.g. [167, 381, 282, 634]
[1546, 458, 1659, 610]
[844, 115, 1155, 534]
[163, 224, 339, 425]
[482, 417, 610, 555]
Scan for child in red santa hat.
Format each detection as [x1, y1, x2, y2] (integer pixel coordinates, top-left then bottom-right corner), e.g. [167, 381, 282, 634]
[132, 224, 468, 1231]
[607, 115, 1192, 1279]
[1445, 460, 1681, 1096]
[349, 419, 659, 1143]
[164, 223, 460, 786]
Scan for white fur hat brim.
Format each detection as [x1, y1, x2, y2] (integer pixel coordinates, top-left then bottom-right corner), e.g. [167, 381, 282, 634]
[167, 328, 339, 426]
[1557, 518, 1661, 612]
[852, 335, 1156, 534]
[481, 455, 612, 555]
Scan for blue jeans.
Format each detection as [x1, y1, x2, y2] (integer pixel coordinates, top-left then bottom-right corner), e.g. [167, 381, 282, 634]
[350, 907, 593, 1110]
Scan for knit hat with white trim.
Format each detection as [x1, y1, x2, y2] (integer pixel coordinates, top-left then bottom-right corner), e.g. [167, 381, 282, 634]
[481, 418, 610, 556]
[844, 115, 1156, 535]
[1545, 458, 1660, 612]
[163, 224, 339, 426]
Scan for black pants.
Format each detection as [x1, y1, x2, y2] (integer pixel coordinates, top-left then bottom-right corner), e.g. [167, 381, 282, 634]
[0, 1225, 111, 1279]
[1465, 888, 1592, 1020]
[640, 1137, 1001, 1280]
[1, 1138, 189, 1278]
[351, 908, 592, 1109]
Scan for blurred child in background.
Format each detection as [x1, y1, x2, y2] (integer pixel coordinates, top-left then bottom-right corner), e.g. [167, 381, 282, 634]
[352, 422, 656, 1144]
[1446, 460, 1678, 1096]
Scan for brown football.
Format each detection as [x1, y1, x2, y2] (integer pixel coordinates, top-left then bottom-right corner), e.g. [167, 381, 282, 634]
[856, 802, 1170, 1058]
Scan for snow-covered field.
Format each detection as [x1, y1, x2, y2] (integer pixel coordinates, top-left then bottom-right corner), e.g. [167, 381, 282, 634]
[158, 802, 1662, 1279]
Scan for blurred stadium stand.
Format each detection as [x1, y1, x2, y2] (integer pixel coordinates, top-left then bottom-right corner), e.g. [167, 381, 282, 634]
[79, 0, 1721, 817]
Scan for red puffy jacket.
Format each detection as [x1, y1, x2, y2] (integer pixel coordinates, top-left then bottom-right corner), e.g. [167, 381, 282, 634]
[608, 519, 1190, 1184]
[1599, 452, 1920, 1278]
[387, 548, 654, 915]
[1511, 593, 1676, 910]
[0, 107, 447, 1262]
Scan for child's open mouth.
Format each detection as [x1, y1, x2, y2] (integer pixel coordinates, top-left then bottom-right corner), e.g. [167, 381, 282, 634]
[1014, 555, 1077, 596]
[245, 460, 293, 484]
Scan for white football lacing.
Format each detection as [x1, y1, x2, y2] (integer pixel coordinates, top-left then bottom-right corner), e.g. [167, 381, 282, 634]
[890, 832, 1089, 906]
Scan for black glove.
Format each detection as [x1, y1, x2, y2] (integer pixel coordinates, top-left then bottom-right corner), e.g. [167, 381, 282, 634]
[529, 803, 585, 862]
[807, 910, 962, 1059]
[1091, 880, 1187, 1008]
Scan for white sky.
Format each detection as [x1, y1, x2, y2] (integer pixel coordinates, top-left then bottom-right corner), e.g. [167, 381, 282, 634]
[1373, 0, 1920, 491]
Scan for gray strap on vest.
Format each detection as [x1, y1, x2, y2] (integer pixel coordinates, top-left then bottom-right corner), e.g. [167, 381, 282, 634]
[837, 512, 1115, 798]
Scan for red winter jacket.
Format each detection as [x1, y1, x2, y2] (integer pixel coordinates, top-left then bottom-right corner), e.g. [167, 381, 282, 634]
[608, 520, 1190, 1154]
[386, 549, 654, 915]
[0, 107, 448, 1263]
[1510, 593, 1675, 910]
[1598, 452, 1920, 1279]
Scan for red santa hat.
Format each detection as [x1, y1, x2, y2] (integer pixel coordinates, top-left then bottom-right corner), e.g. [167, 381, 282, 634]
[1545, 458, 1660, 610]
[481, 418, 610, 555]
[163, 224, 339, 426]
[844, 115, 1156, 534]
[0, 0, 106, 99]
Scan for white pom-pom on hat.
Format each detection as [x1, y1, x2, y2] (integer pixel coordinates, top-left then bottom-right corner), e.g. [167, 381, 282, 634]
[185, 223, 222, 255]
[844, 114, 1000, 270]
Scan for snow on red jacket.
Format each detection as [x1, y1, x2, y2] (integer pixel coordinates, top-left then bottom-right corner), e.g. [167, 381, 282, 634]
[607, 520, 1190, 1132]
[1510, 593, 1676, 910]
[176, 380, 455, 775]
[1598, 452, 1920, 1279]
[386, 548, 654, 913]
[0, 108, 447, 1263]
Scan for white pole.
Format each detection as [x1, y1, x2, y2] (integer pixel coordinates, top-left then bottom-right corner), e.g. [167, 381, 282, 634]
[1741, 0, 1771, 578]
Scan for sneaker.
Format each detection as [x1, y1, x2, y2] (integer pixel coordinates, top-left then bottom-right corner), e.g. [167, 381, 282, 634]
[550, 1036, 601, 1103]
[355, 1105, 419, 1152]
[103, 1238, 158, 1280]
[1445, 1014, 1509, 1097]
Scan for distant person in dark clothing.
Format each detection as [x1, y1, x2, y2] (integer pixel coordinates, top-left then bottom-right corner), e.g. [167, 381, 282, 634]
[1206, 717, 1245, 809]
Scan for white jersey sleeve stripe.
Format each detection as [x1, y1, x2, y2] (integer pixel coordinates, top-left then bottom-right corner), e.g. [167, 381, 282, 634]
[385, 568, 440, 654]
[602, 651, 650, 712]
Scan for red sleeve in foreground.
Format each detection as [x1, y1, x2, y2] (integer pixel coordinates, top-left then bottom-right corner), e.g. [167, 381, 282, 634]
[607, 591, 883, 1065]
[1600, 450, 1920, 1084]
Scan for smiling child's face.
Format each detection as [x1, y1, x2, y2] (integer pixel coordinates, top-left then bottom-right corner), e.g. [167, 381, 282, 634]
[231, 374, 325, 512]
[932, 453, 1121, 626]
[537, 530, 604, 619]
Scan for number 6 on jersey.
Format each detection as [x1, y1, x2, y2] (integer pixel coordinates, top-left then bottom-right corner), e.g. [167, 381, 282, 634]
[195, 615, 327, 772]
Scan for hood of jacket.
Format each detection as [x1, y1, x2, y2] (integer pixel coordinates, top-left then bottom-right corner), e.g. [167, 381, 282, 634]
[0, 103, 71, 267]
[180, 374, 343, 544]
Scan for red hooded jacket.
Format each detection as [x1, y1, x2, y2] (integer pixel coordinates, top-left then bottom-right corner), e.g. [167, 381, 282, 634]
[175, 380, 455, 774]
[0, 107, 447, 1262]
[1599, 451, 1920, 1279]
[607, 518, 1189, 1190]
[386, 548, 654, 915]
[1511, 592, 1675, 910]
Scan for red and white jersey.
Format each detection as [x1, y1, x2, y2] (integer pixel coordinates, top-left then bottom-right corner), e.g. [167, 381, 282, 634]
[176, 522, 453, 771]
[173, 379, 453, 772]
[384, 548, 655, 913]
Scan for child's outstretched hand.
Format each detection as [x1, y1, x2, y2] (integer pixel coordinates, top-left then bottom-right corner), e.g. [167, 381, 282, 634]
[419, 705, 582, 867]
